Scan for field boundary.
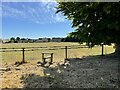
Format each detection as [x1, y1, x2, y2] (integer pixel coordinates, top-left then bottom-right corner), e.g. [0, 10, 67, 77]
[1, 45, 89, 63]
[0, 45, 89, 52]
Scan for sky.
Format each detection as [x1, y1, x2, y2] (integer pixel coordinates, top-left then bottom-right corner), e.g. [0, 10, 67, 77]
[1, 1, 75, 39]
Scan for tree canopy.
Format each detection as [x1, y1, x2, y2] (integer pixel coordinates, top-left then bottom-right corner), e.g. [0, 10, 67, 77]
[56, 2, 120, 47]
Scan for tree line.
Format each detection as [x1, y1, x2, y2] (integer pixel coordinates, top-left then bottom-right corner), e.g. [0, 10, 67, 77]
[4, 36, 81, 43]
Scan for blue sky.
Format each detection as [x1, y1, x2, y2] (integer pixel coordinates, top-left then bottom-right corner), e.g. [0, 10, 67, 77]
[2, 1, 75, 39]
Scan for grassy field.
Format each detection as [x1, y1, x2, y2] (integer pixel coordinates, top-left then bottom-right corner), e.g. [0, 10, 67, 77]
[1, 42, 118, 88]
[1, 42, 115, 64]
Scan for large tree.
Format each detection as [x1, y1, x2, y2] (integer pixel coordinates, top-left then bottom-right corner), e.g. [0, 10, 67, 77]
[56, 2, 120, 54]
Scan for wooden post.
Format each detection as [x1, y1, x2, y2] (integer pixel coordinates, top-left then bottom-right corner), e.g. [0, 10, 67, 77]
[42, 53, 45, 63]
[102, 44, 104, 56]
[65, 46, 67, 60]
[50, 53, 53, 64]
[22, 48, 25, 63]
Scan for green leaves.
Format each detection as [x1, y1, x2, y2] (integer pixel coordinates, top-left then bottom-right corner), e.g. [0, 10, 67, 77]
[56, 2, 120, 45]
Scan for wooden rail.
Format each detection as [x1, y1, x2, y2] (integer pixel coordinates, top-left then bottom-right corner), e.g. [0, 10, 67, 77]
[1, 45, 92, 63]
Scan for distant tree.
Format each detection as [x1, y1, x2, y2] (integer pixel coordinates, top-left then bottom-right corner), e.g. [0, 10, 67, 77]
[48, 38, 51, 42]
[10, 37, 15, 43]
[28, 39, 32, 43]
[38, 38, 42, 40]
[21, 38, 26, 43]
[61, 38, 65, 42]
[65, 35, 81, 42]
[21, 38, 26, 40]
[16, 37, 20, 43]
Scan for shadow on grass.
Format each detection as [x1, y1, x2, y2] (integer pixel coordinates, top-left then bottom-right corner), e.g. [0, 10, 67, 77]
[20, 54, 119, 88]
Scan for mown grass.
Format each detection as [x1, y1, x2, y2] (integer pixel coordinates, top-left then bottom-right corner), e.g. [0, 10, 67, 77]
[2, 42, 79, 48]
[1, 42, 115, 64]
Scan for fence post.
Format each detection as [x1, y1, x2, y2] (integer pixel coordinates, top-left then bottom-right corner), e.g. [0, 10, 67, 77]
[102, 44, 104, 56]
[42, 53, 45, 63]
[50, 53, 53, 64]
[22, 48, 25, 63]
[65, 46, 68, 61]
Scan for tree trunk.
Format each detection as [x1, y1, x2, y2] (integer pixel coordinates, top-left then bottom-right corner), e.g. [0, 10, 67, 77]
[114, 43, 120, 55]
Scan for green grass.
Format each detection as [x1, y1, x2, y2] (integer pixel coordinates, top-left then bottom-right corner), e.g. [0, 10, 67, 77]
[1, 42, 115, 64]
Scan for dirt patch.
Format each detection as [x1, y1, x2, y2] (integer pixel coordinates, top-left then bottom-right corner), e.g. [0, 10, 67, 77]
[1, 55, 119, 88]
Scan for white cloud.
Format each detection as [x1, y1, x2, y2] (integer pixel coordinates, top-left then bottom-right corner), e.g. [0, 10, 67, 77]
[2, 0, 56, 2]
[2, 2, 66, 24]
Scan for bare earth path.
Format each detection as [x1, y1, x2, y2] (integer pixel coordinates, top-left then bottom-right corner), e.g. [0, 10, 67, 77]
[1, 55, 119, 88]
